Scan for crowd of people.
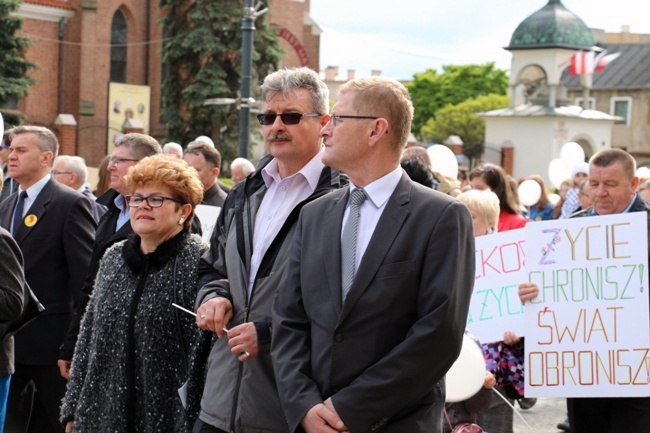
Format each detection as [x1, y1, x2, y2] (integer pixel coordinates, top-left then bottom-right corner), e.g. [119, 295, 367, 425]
[0, 66, 648, 433]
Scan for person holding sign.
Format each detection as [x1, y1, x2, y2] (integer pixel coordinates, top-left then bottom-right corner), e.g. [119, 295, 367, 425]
[519, 148, 650, 433]
[458, 189, 527, 433]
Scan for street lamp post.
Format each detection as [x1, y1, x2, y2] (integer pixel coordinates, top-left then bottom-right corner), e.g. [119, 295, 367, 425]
[238, 0, 267, 159]
[239, 0, 254, 159]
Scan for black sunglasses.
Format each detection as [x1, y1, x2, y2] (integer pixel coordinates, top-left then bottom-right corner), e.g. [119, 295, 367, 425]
[256, 112, 321, 126]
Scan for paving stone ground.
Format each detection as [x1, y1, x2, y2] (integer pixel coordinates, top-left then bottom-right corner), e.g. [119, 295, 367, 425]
[513, 397, 568, 433]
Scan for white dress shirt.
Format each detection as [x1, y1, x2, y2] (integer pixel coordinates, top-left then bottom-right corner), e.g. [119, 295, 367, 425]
[13, 174, 52, 234]
[248, 149, 325, 297]
[343, 166, 402, 272]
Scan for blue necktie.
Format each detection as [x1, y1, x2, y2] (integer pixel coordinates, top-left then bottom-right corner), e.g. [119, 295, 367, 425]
[12, 191, 28, 235]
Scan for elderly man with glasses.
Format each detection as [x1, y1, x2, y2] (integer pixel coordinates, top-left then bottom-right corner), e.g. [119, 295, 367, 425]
[192, 67, 344, 433]
[52, 155, 107, 223]
[57, 133, 162, 379]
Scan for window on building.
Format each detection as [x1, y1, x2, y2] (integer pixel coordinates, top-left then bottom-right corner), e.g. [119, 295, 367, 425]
[610, 97, 632, 126]
[110, 10, 127, 83]
[574, 97, 596, 110]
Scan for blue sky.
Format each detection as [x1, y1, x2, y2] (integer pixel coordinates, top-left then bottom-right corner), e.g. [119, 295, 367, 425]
[310, 0, 649, 80]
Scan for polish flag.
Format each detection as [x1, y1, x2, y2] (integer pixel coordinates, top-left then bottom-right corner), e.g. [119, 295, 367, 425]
[570, 51, 595, 76]
[570, 50, 621, 76]
[595, 52, 621, 73]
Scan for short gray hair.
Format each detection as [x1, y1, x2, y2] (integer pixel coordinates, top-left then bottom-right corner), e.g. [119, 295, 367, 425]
[9, 125, 59, 163]
[57, 155, 88, 183]
[114, 133, 162, 160]
[163, 142, 183, 156]
[260, 67, 329, 115]
[230, 157, 255, 174]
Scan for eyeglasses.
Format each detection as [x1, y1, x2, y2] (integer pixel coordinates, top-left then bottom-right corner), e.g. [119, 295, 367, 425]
[108, 156, 140, 166]
[125, 195, 184, 208]
[51, 170, 73, 176]
[329, 115, 378, 128]
[256, 112, 321, 126]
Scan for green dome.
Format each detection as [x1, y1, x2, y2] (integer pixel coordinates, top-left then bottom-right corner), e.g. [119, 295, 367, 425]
[507, 0, 594, 50]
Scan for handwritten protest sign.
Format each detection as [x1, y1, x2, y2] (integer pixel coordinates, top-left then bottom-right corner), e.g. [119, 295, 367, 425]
[194, 204, 221, 244]
[524, 212, 650, 397]
[467, 229, 526, 344]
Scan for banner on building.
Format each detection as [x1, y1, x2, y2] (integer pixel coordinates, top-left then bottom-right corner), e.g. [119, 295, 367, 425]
[106, 83, 151, 154]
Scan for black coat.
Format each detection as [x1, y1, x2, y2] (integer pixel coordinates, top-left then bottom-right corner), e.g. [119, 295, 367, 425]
[0, 179, 96, 365]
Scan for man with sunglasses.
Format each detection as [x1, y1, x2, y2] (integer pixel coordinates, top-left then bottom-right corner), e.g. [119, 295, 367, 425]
[193, 67, 344, 433]
[271, 76, 475, 433]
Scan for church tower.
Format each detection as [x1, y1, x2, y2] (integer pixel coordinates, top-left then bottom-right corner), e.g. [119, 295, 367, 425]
[506, 0, 594, 107]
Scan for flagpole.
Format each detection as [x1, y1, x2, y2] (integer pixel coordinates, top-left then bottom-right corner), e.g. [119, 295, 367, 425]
[579, 74, 593, 109]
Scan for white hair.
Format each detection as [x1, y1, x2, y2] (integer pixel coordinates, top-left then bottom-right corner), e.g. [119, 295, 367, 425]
[56, 155, 88, 183]
[163, 142, 183, 156]
[194, 136, 215, 147]
[231, 157, 255, 174]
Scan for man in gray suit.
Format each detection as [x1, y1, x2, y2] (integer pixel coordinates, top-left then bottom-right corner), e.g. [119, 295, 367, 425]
[272, 76, 475, 433]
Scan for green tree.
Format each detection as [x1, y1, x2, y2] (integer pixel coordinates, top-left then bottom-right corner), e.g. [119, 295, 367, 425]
[0, 0, 36, 127]
[421, 93, 509, 166]
[160, 0, 282, 162]
[406, 63, 508, 138]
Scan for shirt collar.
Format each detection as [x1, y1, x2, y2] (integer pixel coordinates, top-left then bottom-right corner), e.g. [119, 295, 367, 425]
[261, 147, 325, 189]
[114, 194, 128, 212]
[591, 193, 637, 216]
[350, 166, 402, 209]
[18, 173, 51, 198]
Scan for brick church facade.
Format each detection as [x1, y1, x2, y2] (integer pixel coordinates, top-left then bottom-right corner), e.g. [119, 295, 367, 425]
[9, 0, 320, 166]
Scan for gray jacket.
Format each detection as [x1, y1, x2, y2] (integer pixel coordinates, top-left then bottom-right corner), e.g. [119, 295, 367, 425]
[0, 227, 25, 376]
[194, 155, 343, 433]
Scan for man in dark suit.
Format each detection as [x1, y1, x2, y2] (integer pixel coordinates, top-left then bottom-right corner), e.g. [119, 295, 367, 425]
[57, 133, 162, 378]
[0, 126, 96, 433]
[271, 76, 475, 433]
[519, 148, 650, 433]
[184, 141, 227, 207]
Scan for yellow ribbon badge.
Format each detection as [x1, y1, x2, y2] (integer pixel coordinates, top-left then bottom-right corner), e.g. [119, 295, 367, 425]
[24, 214, 38, 227]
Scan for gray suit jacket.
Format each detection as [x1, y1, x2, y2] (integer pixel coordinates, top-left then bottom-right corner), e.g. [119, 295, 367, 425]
[272, 173, 475, 433]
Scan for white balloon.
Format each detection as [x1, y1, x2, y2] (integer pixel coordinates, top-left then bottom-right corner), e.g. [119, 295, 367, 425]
[548, 193, 561, 206]
[0, 112, 4, 142]
[636, 166, 650, 179]
[548, 158, 571, 190]
[518, 179, 542, 207]
[560, 142, 585, 167]
[427, 144, 458, 180]
[445, 334, 486, 403]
